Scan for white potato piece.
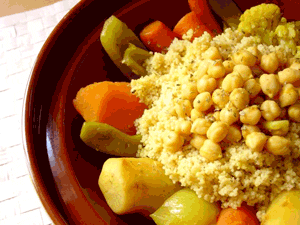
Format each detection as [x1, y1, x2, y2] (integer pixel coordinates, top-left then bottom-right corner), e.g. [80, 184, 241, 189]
[98, 157, 181, 215]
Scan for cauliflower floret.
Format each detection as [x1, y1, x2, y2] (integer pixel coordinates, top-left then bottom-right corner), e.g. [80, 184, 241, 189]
[238, 4, 281, 45]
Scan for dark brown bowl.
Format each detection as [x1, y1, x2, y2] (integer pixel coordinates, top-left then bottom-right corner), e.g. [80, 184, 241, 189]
[22, 0, 298, 224]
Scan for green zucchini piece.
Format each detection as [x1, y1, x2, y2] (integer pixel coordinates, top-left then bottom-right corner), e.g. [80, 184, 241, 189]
[80, 121, 141, 156]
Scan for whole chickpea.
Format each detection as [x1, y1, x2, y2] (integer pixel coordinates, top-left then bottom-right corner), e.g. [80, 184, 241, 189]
[232, 50, 256, 67]
[222, 72, 244, 92]
[207, 60, 226, 79]
[279, 83, 298, 108]
[206, 121, 229, 143]
[164, 131, 184, 152]
[233, 64, 253, 82]
[193, 92, 213, 112]
[212, 88, 229, 109]
[288, 104, 300, 122]
[181, 82, 198, 100]
[190, 134, 207, 150]
[197, 75, 217, 93]
[245, 132, 267, 152]
[240, 105, 261, 125]
[260, 52, 279, 74]
[175, 120, 192, 136]
[223, 60, 235, 74]
[200, 139, 222, 161]
[241, 125, 261, 139]
[191, 109, 205, 121]
[266, 136, 290, 155]
[194, 60, 211, 79]
[191, 118, 212, 135]
[175, 99, 192, 118]
[247, 46, 262, 62]
[259, 74, 280, 98]
[260, 100, 281, 121]
[225, 125, 242, 143]
[220, 103, 239, 125]
[244, 79, 261, 98]
[202, 46, 222, 60]
[229, 88, 250, 110]
[278, 67, 300, 84]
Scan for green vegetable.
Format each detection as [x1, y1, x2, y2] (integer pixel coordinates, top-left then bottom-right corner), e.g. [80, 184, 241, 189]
[123, 43, 151, 76]
[80, 121, 141, 156]
[262, 120, 289, 136]
[262, 190, 300, 225]
[150, 188, 220, 225]
[100, 15, 147, 77]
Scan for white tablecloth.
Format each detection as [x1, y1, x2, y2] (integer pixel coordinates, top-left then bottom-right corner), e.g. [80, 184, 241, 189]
[0, 1, 80, 224]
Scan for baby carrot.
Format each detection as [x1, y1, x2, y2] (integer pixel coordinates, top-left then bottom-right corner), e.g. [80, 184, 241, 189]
[217, 205, 260, 225]
[173, 11, 215, 40]
[139, 20, 180, 53]
[188, 0, 222, 35]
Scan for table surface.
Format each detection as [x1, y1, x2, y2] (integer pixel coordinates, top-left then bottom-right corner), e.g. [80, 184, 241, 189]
[0, 0, 80, 224]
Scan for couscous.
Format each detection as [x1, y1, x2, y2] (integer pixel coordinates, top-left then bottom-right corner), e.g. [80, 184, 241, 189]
[130, 4, 300, 222]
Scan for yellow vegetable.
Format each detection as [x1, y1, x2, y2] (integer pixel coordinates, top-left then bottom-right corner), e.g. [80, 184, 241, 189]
[98, 158, 181, 215]
[150, 188, 220, 225]
[262, 190, 300, 225]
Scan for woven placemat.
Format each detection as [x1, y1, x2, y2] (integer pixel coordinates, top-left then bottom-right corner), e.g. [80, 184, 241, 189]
[0, 0, 80, 224]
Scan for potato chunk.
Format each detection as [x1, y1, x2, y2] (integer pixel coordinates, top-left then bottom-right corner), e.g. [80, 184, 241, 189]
[98, 158, 181, 215]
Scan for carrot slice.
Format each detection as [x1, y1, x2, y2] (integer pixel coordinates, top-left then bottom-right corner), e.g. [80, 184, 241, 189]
[73, 81, 147, 135]
[216, 205, 260, 225]
[139, 20, 180, 53]
[173, 11, 214, 40]
[188, 0, 222, 35]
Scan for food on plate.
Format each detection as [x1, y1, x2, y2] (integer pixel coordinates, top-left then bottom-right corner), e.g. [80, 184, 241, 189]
[150, 188, 220, 225]
[73, 1, 300, 224]
[100, 15, 146, 76]
[98, 157, 181, 215]
[73, 81, 147, 135]
[123, 43, 151, 76]
[139, 20, 180, 53]
[262, 190, 300, 225]
[80, 122, 141, 156]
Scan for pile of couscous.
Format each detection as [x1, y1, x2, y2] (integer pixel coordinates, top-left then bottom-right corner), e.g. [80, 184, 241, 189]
[131, 15, 300, 221]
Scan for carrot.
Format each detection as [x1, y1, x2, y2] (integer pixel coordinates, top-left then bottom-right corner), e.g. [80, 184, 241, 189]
[139, 20, 180, 53]
[173, 11, 214, 40]
[216, 205, 260, 225]
[188, 0, 222, 35]
[73, 81, 147, 135]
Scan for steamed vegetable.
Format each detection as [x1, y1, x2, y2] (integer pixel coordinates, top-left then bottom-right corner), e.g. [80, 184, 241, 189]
[188, 0, 222, 35]
[123, 43, 151, 76]
[262, 190, 300, 225]
[80, 122, 141, 156]
[73, 81, 147, 135]
[173, 11, 214, 40]
[150, 188, 220, 225]
[216, 205, 259, 225]
[98, 158, 181, 215]
[100, 15, 146, 76]
[139, 20, 180, 53]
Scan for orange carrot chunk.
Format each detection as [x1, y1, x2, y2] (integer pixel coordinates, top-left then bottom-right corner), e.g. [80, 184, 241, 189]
[73, 81, 147, 135]
[188, 0, 222, 35]
[139, 20, 180, 53]
[216, 205, 260, 225]
[173, 11, 214, 40]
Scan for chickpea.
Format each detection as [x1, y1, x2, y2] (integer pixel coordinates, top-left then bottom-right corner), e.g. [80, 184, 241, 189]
[279, 83, 298, 108]
[164, 131, 184, 152]
[207, 60, 226, 79]
[232, 50, 256, 67]
[190, 134, 207, 150]
[220, 103, 239, 125]
[202, 46, 222, 60]
[229, 88, 250, 110]
[244, 79, 261, 98]
[197, 75, 217, 93]
[278, 68, 300, 84]
[221, 72, 244, 92]
[207, 121, 229, 143]
[175, 99, 192, 118]
[260, 52, 279, 74]
[223, 60, 235, 74]
[247, 46, 261, 62]
[212, 88, 229, 109]
[241, 125, 260, 139]
[181, 82, 198, 100]
[290, 62, 300, 70]
[200, 139, 222, 161]
[260, 100, 281, 121]
[233, 64, 253, 82]
[266, 136, 291, 155]
[194, 59, 211, 79]
[175, 120, 192, 136]
[245, 132, 267, 152]
[225, 125, 242, 143]
[191, 109, 205, 121]
[240, 105, 261, 125]
[193, 92, 213, 112]
[288, 104, 300, 122]
[191, 118, 212, 135]
[259, 74, 280, 98]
